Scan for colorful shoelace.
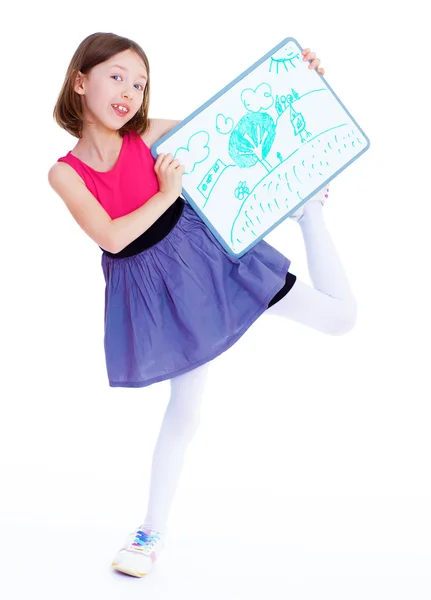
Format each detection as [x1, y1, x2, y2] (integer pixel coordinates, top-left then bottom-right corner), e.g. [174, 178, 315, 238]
[128, 529, 161, 554]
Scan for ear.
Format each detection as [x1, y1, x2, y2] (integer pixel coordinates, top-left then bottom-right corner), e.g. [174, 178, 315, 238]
[73, 70, 86, 95]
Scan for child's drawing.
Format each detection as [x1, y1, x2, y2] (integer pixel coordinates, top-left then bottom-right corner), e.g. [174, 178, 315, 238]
[215, 114, 234, 135]
[154, 38, 370, 257]
[269, 46, 302, 73]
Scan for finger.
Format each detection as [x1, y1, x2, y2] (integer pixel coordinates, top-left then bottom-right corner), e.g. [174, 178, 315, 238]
[304, 51, 316, 63]
[154, 157, 162, 172]
[154, 153, 164, 167]
[155, 153, 172, 171]
[302, 48, 310, 55]
[166, 154, 178, 169]
[308, 58, 321, 70]
[303, 51, 315, 62]
[160, 153, 174, 169]
[317, 66, 325, 75]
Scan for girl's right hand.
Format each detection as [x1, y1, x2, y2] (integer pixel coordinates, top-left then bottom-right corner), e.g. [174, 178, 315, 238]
[154, 153, 185, 200]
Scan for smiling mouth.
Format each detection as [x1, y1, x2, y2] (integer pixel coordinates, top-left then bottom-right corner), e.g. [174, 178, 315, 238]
[112, 105, 130, 117]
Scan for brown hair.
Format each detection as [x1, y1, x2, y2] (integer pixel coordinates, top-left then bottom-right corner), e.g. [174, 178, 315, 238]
[53, 32, 151, 139]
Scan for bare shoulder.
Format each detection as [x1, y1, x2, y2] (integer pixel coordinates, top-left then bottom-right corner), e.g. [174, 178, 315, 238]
[47, 161, 82, 193]
[47, 162, 115, 252]
[141, 118, 181, 148]
[48, 161, 88, 196]
[48, 160, 78, 181]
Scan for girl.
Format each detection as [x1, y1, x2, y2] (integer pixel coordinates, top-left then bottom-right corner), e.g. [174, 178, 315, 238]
[49, 32, 357, 578]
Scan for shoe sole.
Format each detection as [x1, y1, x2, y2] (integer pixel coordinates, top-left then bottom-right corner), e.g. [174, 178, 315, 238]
[111, 560, 149, 577]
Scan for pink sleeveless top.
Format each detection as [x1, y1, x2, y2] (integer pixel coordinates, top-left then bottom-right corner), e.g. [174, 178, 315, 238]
[57, 131, 159, 219]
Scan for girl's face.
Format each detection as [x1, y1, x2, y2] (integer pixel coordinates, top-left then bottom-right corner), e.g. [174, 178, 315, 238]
[75, 49, 148, 130]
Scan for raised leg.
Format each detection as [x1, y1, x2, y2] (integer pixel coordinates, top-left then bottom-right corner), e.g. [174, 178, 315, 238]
[267, 201, 357, 335]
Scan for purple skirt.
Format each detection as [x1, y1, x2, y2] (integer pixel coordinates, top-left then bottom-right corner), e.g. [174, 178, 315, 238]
[101, 201, 292, 388]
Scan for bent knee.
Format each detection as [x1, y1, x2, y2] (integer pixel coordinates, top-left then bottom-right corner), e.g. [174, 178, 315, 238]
[327, 299, 358, 336]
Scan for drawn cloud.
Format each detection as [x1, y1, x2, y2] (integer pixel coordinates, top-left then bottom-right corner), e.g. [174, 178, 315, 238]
[241, 83, 274, 113]
[174, 131, 210, 174]
[216, 113, 234, 135]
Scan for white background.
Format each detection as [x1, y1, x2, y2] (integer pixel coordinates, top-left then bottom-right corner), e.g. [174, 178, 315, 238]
[1, 1, 430, 598]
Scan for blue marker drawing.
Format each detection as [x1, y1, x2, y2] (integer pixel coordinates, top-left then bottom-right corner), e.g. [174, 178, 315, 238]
[216, 113, 234, 134]
[174, 131, 211, 174]
[198, 159, 230, 207]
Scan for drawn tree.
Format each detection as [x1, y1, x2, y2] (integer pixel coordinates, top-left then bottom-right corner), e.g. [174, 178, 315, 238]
[228, 112, 276, 171]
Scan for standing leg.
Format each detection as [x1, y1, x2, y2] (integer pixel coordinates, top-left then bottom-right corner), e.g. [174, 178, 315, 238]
[267, 201, 357, 335]
[142, 362, 210, 536]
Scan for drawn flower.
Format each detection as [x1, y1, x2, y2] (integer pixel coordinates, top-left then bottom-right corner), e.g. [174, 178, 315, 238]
[234, 181, 250, 200]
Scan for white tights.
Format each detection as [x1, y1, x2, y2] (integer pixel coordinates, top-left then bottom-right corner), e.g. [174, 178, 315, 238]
[142, 200, 357, 535]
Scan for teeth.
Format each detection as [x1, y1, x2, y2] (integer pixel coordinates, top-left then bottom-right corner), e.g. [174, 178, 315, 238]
[112, 104, 128, 112]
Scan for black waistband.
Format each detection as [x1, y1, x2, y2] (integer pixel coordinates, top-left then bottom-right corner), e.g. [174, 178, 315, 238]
[101, 197, 185, 258]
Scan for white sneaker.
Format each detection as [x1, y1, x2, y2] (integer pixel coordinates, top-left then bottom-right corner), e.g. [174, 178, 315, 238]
[111, 525, 165, 577]
[289, 185, 330, 223]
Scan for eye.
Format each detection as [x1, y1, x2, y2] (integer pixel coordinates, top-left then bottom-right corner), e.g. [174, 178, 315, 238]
[111, 75, 145, 91]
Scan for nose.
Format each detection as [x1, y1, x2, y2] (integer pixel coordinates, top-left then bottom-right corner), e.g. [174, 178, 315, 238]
[121, 85, 134, 101]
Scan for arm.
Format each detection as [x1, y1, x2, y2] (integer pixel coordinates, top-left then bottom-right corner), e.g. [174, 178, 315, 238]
[142, 118, 181, 147]
[48, 162, 177, 254]
[108, 189, 177, 253]
[48, 163, 114, 252]
[111, 149, 184, 253]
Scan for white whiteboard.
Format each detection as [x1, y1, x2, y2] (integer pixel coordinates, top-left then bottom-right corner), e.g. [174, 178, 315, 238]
[152, 37, 370, 257]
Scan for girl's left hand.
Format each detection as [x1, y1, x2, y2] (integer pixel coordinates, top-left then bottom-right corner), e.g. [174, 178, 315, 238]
[302, 48, 325, 75]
